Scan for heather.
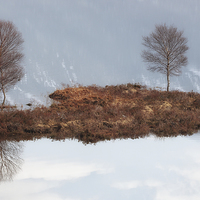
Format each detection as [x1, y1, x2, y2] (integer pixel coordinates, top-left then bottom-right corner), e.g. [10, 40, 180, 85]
[1, 83, 200, 144]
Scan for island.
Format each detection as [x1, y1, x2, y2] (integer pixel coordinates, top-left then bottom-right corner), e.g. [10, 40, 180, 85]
[1, 83, 200, 144]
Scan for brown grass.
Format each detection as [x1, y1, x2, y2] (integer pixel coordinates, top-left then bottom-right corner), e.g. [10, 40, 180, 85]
[1, 83, 200, 144]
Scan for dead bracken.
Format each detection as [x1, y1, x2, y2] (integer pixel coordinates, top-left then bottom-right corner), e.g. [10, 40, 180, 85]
[1, 83, 200, 144]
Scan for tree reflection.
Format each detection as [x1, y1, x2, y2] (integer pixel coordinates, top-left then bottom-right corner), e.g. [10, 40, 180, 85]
[0, 141, 23, 181]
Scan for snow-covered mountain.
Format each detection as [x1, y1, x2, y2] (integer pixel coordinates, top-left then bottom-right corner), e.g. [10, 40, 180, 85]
[0, 0, 200, 106]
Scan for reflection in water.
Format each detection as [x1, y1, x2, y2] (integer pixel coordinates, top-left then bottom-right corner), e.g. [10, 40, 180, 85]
[1, 135, 200, 200]
[0, 141, 23, 181]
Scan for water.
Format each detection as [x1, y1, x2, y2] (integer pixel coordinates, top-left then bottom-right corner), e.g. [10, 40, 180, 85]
[0, 133, 200, 200]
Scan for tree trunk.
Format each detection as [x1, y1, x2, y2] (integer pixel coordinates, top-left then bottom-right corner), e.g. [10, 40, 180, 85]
[1, 86, 5, 110]
[167, 57, 170, 92]
[167, 69, 170, 92]
[0, 69, 5, 110]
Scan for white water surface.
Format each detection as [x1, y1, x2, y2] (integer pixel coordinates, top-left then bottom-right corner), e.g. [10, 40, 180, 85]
[1, 133, 200, 200]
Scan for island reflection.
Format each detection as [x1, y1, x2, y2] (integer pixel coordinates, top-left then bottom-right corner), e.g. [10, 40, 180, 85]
[0, 140, 23, 182]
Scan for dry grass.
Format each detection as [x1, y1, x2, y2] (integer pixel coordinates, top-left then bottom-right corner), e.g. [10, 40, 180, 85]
[1, 83, 200, 144]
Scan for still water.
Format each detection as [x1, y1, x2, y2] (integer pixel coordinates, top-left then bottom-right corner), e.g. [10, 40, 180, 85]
[1, 133, 200, 200]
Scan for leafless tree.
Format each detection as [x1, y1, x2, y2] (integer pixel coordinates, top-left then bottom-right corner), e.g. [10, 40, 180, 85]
[141, 24, 189, 91]
[0, 141, 23, 181]
[0, 20, 24, 109]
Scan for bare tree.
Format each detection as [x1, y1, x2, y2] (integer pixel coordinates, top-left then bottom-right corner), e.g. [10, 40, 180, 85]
[141, 24, 189, 91]
[0, 20, 24, 109]
[0, 141, 23, 181]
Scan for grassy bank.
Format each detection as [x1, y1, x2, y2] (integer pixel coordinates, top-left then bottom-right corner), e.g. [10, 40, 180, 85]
[1, 83, 200, 143]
